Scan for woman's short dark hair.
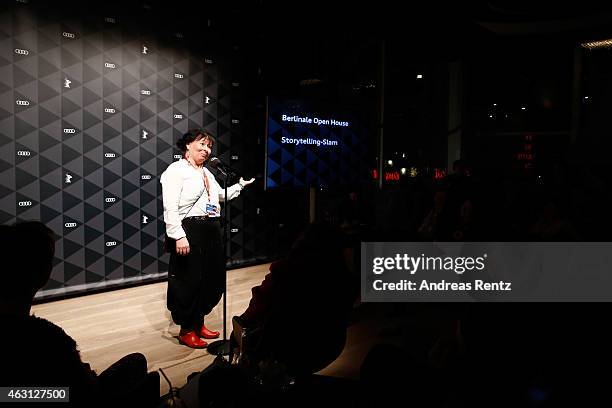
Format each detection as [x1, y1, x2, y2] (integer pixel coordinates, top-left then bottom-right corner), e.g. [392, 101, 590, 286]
[176, 129, 215, 152]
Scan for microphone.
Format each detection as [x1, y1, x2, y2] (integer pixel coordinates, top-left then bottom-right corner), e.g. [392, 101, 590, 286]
[208, 157, 230, 171]
[208, 157, 237, 178]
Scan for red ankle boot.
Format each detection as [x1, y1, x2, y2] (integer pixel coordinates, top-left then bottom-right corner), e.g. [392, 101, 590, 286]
[199, 324, 220, 339]
[179, 330, 208, 348]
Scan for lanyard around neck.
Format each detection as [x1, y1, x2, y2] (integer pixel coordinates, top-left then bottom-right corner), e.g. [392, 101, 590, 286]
[186, 159, 210, 197]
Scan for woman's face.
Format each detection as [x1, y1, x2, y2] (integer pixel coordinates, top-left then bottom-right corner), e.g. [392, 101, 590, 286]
[186, 136, 212, 166]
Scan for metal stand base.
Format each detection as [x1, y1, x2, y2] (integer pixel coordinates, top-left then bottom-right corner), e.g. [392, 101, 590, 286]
[206, 339, 230, 356]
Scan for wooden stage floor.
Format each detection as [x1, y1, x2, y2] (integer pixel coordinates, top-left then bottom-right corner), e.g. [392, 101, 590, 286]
[31, 263, 396, 396]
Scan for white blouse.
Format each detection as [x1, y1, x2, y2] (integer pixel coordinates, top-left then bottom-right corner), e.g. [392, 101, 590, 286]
[160, 159, 243, 239]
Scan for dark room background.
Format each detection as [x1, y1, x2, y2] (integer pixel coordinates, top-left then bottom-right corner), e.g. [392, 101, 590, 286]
[4, 1, 612, 300]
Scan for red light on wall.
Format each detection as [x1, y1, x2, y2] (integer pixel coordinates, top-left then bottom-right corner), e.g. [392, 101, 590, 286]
[372, 169, 378, 179]
[516, 134, 536, 172]
[517, 153, 534, 160]
[434, 168, 446, 180]
[384, 171, 400, 181]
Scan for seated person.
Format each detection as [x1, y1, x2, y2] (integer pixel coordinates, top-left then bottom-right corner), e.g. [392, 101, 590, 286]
[0, 221, 159, 407]
[233, 223, 358, 378]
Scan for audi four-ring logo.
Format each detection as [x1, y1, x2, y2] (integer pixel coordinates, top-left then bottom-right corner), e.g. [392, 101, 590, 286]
[18, 201, 32, 207]
[141, 175, 152, 180]
[174, 114, 183, 119]
[105, 197, 116, 203]
[105, 62, 116, 68]
[65, 222, 77, 228]
[106, 241, 117, 247]
[174, 154, 182, 159]
[62, 32, 75, 38]
[16, 100, 30, 106]
[14, 49, 29, 55]
[63, 128, 76, 134]
[17, 151, 31, 156]
[104, 108, 116, 113]
[174, 73, 184, 79]
[104, 153, 116, 158]
[140, 90, 151, 95]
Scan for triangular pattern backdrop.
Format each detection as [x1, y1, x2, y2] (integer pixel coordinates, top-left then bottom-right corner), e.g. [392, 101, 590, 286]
[0, 2, 263, 300]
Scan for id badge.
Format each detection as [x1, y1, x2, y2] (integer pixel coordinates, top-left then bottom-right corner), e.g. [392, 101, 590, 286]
[206, 203, 220, 217]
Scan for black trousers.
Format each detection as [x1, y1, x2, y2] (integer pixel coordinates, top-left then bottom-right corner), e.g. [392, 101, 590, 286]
[167, 218, 224, 330]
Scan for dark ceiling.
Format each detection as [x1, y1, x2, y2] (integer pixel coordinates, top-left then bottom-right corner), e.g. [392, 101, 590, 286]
[40, 0, 612, 95]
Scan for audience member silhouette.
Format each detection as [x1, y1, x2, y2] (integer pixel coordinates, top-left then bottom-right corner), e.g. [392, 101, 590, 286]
[418, 188, 447, 240]
[529, 196, 580, 241]
[233, 222, 358, 378]
[0, 221, 159, 407]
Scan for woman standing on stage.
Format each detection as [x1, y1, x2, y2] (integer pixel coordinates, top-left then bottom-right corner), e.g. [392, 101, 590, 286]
[160, 129, 254, 348]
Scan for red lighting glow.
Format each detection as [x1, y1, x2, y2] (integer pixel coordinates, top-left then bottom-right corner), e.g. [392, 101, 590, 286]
[384, 171, 400, 181]
[434, 168, 446, 180]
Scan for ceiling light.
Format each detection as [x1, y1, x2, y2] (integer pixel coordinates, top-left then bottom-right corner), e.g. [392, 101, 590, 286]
[581, 39, 612, 49]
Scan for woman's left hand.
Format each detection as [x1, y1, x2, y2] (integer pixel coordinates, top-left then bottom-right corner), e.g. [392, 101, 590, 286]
[239, 177, 255, 188]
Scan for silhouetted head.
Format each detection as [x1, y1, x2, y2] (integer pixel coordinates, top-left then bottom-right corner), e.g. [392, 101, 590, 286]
[288, 223, 347, 266]
[1, 221, 56, 314]
[453, 159, 466, 174]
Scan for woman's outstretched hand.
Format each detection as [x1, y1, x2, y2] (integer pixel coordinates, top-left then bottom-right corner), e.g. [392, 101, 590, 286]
[239, 177, 255, 188]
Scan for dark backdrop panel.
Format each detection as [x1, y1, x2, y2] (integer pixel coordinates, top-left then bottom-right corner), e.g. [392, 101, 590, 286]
[0, 2, 265, 300]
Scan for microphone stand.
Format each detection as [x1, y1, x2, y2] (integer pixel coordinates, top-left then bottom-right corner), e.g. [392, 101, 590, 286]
[206, 164, 236, 357]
